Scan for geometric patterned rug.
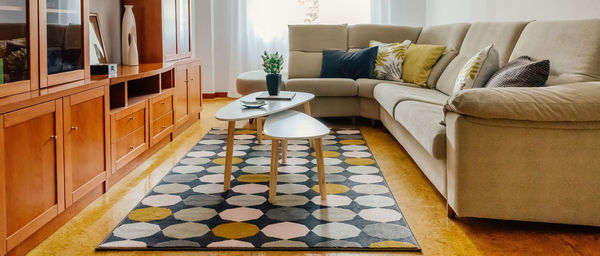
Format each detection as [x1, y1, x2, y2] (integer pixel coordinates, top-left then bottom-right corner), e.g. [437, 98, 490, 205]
[97, 128, 420, 251]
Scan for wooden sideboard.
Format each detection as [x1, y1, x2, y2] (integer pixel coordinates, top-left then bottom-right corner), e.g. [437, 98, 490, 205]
[0, 60, 201, 256]
[0, 0, 200, 254]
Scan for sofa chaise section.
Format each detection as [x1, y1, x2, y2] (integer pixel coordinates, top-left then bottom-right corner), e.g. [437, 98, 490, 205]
[444, 19, 600, 226]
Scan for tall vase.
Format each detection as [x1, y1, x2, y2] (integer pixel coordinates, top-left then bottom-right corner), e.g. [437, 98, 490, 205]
[122, 5, 139, 65]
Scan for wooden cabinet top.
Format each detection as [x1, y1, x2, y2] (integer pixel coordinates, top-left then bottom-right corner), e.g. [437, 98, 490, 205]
[0, 79, 109, 115]
[91, 63, 175, 85]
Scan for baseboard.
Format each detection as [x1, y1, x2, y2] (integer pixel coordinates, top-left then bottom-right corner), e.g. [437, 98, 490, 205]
[202, 92, 228, 99]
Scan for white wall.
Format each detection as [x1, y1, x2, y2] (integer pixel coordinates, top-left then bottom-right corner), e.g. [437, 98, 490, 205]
[90, 0, 121, 63]
[426, 0, 600, 26]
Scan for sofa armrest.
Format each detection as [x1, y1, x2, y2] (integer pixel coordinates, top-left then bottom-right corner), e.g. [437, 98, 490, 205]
[444, 82, 600, 122]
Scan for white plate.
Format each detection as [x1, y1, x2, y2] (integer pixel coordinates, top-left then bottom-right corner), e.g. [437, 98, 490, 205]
[241, 100, 267, 108]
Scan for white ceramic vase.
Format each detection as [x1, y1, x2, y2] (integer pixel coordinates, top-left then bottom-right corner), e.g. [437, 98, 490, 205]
[122, 5, 139, 66]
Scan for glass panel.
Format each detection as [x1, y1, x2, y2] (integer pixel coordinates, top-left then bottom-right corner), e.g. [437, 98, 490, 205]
[46, 0, 82, 75]
[0, 0, 30, 84]
[177, 0, 190, 54]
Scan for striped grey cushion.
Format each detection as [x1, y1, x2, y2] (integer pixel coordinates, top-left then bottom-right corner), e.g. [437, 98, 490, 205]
[486, 56, 550, 88]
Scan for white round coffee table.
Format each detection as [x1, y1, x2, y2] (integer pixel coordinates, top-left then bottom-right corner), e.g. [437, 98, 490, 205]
[215, 91, 315, 191]
[264, 110, 330, 203]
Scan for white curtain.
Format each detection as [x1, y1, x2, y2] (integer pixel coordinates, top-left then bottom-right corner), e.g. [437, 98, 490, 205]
[197, 0, 390, 98]
[213, 0, 301, 98]
[370, 0, 392, 24]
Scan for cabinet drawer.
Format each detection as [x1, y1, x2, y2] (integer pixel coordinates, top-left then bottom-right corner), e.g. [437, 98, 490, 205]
[115, 126, 145, 160]
[115, 109, 145, 139]
[152, 95, 173, 121]
[152, 111, 174, 137]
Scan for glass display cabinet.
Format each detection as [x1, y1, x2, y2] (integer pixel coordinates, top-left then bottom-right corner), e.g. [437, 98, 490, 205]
[39, 0, 89, 87]
[0, 0, 38, 97]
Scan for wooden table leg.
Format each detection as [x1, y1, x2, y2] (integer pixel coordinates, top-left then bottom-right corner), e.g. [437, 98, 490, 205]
[223, 121, 235, 191]
[256, 117, 263, 144]
[269, 139, 280, 203]
[281, 139, 288, 164]
[314, 138, 327, 200]
[304, 102, 312, 115]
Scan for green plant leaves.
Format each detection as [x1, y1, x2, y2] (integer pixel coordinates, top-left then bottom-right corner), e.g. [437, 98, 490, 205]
[261, 51, 284, 74]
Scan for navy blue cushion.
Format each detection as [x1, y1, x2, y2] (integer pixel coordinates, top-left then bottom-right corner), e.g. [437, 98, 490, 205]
[320, 46, 378, 80]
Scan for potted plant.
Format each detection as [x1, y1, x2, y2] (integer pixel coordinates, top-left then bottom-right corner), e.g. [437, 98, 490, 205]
[261, 51, 284, 96]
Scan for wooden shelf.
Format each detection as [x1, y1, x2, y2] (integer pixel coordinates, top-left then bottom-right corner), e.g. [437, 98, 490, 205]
[46, 8, 77, 14]
[128, 93, 160, 107]
[0, 5, 25, 11]
[91, 63, 175, 85]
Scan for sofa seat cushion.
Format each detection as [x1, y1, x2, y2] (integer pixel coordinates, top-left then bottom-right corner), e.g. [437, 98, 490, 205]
[394, 101, 446, 159]
[285, 78, 357, 97]
[374, 83, 449, 117]
[357, 79, 415, 98]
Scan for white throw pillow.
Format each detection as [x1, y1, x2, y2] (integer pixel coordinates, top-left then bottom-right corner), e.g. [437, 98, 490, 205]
[453, 44, 499, 93]
[370, 40, 412, 81]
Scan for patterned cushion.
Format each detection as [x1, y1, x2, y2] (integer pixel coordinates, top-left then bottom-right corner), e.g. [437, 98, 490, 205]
[486, 56, 550, 88]
[369, 40, 411, 81]
[453, 44, 499, 93]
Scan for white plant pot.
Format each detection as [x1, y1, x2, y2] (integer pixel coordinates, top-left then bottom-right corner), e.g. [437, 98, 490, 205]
[122, 5, 139, 66]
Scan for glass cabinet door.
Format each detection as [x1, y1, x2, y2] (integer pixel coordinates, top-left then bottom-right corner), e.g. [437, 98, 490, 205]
[0, 0, 37, 96]
[176, 0, 190, 56]
[40, 0, 88, 87]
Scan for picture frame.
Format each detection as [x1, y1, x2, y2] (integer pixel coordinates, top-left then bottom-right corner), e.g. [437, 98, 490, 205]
[89, 12, 108, 64]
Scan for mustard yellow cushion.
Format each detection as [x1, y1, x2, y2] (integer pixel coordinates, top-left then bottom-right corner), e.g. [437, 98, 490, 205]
[402, 44, 447, 87]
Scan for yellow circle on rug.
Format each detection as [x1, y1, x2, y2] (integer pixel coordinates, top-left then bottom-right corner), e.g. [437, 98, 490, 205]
[235, 130, 256, 135]
[212, 223, 260, 239]
[213, 157, 243, 165]
[370, 241, 418, 249]
[345, 158, 375, 166]
[128, 207, 172, 222]
[340, 139, 366, 145]
[237, 174, 270, 183]
[312, 184, 349, 194]
[311, 151, 340, 158]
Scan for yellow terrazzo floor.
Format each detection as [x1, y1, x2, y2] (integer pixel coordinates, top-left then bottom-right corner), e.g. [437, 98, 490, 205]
[29, 98, 600, 256]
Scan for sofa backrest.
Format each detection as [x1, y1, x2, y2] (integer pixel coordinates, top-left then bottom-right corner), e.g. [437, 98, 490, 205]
[416, 23, 471, 89]
[510, 19, 600, 85]
[347, 24, 422, 51]
[436, 21, 529, 95]
[288, 24, 348, 79]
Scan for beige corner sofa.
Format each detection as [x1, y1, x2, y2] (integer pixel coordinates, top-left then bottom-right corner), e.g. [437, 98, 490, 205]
[283, 20, 600, 227]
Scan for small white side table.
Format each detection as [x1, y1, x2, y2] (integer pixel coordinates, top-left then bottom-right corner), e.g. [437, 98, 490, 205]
[215, 91, 315, 191]
[263, 110, 330, 203]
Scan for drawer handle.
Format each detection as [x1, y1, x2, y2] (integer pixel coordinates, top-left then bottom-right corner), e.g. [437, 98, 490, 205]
[161, 125, 167, 129]
[129, 146, 134, 150]
[50, 135, 58, 140]
[71, 126, 78, 131]
[129, 116, 135, 121]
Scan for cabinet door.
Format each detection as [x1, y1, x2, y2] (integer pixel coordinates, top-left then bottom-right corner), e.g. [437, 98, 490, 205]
[176, 0, 190, 57]
[0, 0, 39, 97]
[174, 68, 189, 128]
[63, 86, 109, 207]
[39, 0, 89, 87]
[0, 100, 64, 252]
[187, 65, 201, 114]
[162, 0, 178, 62]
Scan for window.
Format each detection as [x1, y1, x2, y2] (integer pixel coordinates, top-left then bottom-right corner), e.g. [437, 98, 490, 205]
[248, 0, 371, 41]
